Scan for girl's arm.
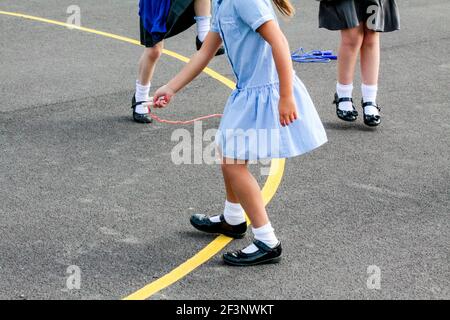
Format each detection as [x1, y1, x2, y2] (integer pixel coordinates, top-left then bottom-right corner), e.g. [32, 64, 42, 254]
[258, 20, 298, 126]
[153, 32, 223, 108]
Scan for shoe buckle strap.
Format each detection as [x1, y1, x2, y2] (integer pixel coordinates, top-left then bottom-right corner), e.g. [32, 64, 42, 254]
[132, 99, 153, 109]
[219, 214, 226, 223]
[362, 101, 381, 111]
[338, 97, 353, 103]
[252, 240, 272, 253]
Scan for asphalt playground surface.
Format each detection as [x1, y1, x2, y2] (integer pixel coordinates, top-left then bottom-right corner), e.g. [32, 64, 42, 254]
[0, 0, 448, 300]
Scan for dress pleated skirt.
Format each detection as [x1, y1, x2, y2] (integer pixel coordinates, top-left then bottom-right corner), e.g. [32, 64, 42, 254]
[216, 76, 328, 161]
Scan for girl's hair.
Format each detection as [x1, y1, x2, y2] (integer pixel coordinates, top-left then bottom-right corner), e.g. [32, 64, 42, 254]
[272, 0, 295, 17]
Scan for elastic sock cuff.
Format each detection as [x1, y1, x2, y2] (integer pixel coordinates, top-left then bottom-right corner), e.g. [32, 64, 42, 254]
[361, 84, 378, 89]
[225, 200, 243, 211]
[194, 16, 212, 21]
[136, 80, 151, 88]
[252, 222, 274, 235]
[337, 82, 354, 89]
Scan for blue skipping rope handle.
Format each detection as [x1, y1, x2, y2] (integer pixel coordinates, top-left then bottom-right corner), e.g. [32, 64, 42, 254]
[291, 48, 338, 63]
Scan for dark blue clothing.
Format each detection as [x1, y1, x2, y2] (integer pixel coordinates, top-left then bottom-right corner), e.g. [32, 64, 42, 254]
[139, 0, 172, 42]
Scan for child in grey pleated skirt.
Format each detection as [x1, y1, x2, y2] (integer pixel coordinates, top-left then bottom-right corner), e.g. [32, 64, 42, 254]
[319, 0, 400, 127]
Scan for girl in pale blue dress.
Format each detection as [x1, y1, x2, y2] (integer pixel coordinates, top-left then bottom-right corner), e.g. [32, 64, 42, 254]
[154, 0, 327, 266]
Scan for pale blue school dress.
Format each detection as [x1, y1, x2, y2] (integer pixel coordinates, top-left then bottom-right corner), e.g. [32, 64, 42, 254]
[212, 0, 327, 160]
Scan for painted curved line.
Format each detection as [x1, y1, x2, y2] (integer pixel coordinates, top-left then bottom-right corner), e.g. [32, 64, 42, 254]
[124, 159, 285, 300]
[0, 10, 286, 300]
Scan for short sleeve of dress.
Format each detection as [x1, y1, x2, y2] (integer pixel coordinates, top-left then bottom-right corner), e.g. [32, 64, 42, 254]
[233, 0, 276, 31]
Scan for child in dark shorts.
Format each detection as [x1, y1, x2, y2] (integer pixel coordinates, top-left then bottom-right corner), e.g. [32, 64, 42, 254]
[132, 0, 224, 123]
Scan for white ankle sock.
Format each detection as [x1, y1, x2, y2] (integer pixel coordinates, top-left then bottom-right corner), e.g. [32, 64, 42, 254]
[135, 80, 150, 114]
[361, 84, 378, 104]
[361, 84, 379, 116]
[210, 201, 245, 225]
[242, 222, 279, 254]
[195, 16, 211, 42]
[223, 201, 246, 225]
[336, 83, 354, 112]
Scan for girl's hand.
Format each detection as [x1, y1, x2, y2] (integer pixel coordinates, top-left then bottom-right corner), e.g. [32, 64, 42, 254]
[153, 85, 176, 108]
[279, 96, 298, 127]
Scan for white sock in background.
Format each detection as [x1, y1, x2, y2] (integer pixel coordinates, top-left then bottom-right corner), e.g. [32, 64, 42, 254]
[195, 16, 211, 42]
[135, 80, 150, 114]
[210, 201, 246, 225]
[336, 82, 354, 111]
[361, 83, 378, 103]
[242, 222, 279, 254]
[361, 84, 380, 116]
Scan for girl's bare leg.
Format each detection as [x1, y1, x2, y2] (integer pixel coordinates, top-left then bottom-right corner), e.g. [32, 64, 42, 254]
[220, 159, 281, 263]
[138, 42, 164, 86]
[221, 159, 269, 228]
[360, 27, 380, 85]
[194, 0, 211, 16]
[223, 166, 240, 204]
[359, 26, 381, 123]
[338, 25, 365, 85]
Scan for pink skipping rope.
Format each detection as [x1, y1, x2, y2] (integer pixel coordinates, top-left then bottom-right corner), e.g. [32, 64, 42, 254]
[142, 99, 223, 125]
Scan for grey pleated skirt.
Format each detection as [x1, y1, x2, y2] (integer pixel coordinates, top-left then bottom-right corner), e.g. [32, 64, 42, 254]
[319, 0, 400, 32]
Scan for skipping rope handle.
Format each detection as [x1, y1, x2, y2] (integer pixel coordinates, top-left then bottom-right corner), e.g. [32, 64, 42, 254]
[291, 48, 338, 63]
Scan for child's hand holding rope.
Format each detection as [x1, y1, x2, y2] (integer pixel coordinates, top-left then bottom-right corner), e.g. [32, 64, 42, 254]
[153, 84, 176, 108]
[144, 84, 222, 125]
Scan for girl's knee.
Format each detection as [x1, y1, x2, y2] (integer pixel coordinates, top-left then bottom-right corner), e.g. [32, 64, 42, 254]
[144, 46, 162, 61]
[362, 30, 380, 47]
[341, 28, 364, 50]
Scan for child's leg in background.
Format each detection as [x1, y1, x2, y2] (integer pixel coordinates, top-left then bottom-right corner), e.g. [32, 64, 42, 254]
[360, 26, 380, 113]
[138, 42, 164, 88]
[221, 159, 279, 253]
[336, 25, 364, 111]
[194, 0, 212, 42]
[360, 27, 380, 86]
[135, 42, 164, 113]
[338, 25, 364, 84]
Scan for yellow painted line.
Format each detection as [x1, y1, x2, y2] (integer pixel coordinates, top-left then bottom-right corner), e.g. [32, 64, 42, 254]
[0, 10, 236, 90]
[124, 160, 285, 300]
[0, 10, 286, 300]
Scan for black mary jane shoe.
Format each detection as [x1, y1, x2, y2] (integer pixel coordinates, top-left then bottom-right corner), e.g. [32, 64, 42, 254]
[196, 36, 225, 56]
[223, 240, 282, 267]
[333, 93, 358, 122]
[190, 214, 247, 239]
[362, 100, 382, 127]
[131, 95, 152, 124]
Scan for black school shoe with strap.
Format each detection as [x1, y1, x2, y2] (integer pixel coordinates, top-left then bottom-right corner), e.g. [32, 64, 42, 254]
[131, 95, 152, 124]
[333, 93, 358, 122]
[223, 240, 282, 267]
[362, 100, 382, 127]
[196, 36, 225, 56]
[190, 214, 247, 239]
